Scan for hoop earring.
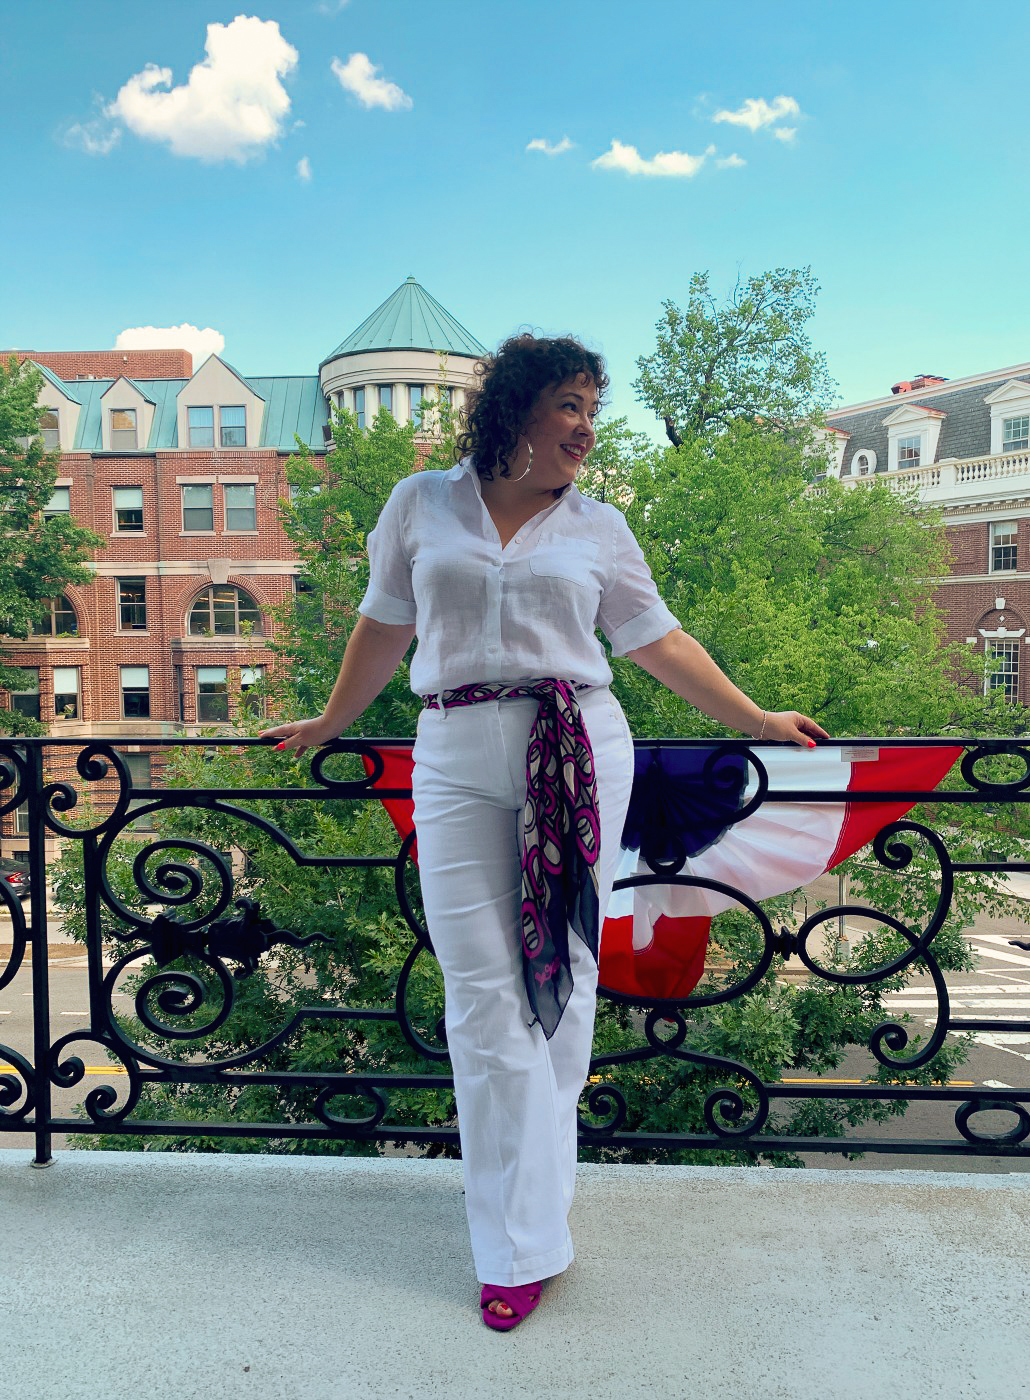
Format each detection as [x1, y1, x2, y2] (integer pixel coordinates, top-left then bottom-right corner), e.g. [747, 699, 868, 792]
[512, 441, 533, 481]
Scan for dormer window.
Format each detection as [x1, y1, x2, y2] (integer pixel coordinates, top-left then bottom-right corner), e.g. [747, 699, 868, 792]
[883, 403, 944, 472]
[1003, 416, 1029, 452]
[110, 408, 138, 450]
[188, 406, 215, 448]
[852, 449, 876, 476]
[40, 409, 59, 450]
[897, 435, 921, 469]
[220, 406, 246, 448]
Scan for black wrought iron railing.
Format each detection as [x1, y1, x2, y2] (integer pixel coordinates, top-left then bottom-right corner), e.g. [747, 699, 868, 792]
[2, 736, 1029, 1167]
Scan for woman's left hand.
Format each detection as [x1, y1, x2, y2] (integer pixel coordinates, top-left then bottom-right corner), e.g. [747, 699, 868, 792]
[759, 711, 830, 747]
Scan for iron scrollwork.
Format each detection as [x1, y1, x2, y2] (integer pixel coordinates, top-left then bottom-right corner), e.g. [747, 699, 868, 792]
[1, 735, 1027, 1161]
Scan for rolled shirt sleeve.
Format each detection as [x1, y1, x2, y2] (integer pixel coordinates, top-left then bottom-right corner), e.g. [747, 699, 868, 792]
[597, 511, 680, 656]
[358, 482, 418, 626]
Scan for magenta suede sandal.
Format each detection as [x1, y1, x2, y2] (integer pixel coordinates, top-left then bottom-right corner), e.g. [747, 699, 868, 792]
[480, 1282, 543, 1332]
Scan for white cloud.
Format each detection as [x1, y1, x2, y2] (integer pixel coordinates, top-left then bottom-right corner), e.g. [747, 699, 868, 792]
[592, 139, 714, 178]
[716, 153, 746, 169]
[330, 53, 412, 111]
[115, 323, 226, 364]
[712, 95, 801, 132]
[61, 117, 121, 156]
[526, 136, 573, 156]
[317, 0, 351, 12]
[297, 155, 312, 181]
[106, 15, 298, 163]
[773, 126, 797, 143]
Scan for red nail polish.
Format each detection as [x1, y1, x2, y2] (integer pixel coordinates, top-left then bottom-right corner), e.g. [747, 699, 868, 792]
[808, 740, 816, 748]
[275, 742, 285, 750]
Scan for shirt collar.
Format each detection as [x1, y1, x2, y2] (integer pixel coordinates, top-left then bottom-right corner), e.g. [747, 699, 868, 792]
[457, 455, 579, 507]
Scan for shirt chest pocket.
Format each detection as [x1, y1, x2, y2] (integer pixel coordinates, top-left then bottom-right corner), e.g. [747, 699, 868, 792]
[528, 534, 598, 586]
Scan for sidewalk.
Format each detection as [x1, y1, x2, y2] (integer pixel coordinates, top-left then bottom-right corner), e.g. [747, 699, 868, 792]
[2, 1150, 1027, 1400]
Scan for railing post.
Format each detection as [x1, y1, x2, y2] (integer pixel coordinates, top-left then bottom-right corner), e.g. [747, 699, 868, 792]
[27, 742, 53, 1167]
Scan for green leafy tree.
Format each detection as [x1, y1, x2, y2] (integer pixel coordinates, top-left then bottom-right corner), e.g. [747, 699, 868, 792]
[574, 414, 1029, 1162]
[633, 267, 836, 445]
[0, 357, 104, 732]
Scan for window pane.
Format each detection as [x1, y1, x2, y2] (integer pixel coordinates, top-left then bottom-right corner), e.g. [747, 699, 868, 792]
[220, 405, 246, 448]
[44, 487, 70, 517]
[211, 586, 237, 634]
[118, 577, 147, 630]
[182, 484, 213, 531]
[53, 596, 78, 636]
[28, 596, 78, 638]
[121, 663, 150, 718]
[987, 641, 1020, 703]
[121, 666, 150, 717]
[188, 406, 214, 448]
[409, 385, 424, 424]
[224, 483, 256, 531]
[379, 385, 392, 414]
[54, 666, 79, 719]
[188, 587, 263, 637]
[111, 408, 138, 450]
[240, 665, 265, 717]
[113, 486, 144, 532]
[197, 666, 229, 722]
[11, 667, 40, 721]
[354, 388, 365, 431]
[1003, 416, 1029, 451]
[897, 435, 921, 467]
[40, 410, 59, 450]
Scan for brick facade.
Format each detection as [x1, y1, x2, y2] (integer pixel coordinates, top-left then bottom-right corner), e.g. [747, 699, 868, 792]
[3, 348, 194, 379]
[1, 409, 304, 849]
[827, 368, 1030, 709]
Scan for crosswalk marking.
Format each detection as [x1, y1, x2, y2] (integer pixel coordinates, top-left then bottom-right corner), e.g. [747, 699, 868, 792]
[887, 985, 1030, 996]
[887, 998, 1030, 1010]
[966, 943, 1030, 968]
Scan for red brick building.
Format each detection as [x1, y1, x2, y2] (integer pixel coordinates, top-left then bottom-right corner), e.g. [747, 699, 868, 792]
[0, 277, 486, 850]
[825, 364, 1030, 705]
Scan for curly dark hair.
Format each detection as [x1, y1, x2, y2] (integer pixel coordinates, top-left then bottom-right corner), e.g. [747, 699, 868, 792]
[456, 333, 608, 477]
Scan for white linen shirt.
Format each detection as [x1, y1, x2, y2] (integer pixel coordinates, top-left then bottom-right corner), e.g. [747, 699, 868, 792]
[358, 457, 680, 696]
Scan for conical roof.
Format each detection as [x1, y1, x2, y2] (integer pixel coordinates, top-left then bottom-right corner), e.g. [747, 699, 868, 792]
[321, 277, 487, 365]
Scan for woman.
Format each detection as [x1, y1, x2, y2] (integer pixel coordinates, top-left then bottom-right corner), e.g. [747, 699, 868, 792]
[263, 334, 827, 1331]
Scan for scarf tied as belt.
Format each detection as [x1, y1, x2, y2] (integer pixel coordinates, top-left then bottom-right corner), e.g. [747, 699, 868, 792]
[422, 679, 600, 1038]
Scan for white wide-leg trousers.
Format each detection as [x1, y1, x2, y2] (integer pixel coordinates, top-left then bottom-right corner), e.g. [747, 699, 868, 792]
[411, 686, 634, 1286]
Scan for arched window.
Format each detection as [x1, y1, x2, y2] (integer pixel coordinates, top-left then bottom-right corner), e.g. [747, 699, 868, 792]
[28, 595, 78, 637]
[188, 586, 263, 637]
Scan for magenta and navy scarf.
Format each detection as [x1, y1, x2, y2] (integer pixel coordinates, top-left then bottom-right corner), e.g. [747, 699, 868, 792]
[422, 679, 599, 1038]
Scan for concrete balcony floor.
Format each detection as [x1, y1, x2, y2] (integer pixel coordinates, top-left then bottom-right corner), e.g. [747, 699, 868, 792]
[2, 1150, 1027, 1400]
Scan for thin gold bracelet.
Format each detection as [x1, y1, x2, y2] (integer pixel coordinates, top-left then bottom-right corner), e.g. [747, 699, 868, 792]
[757, 711, 768, 740]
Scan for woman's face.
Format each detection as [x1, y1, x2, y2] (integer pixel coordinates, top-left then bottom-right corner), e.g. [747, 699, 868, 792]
[517, 375, 598, 489]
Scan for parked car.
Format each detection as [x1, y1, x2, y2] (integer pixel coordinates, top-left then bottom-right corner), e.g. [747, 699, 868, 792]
[0, 859, 31, 902]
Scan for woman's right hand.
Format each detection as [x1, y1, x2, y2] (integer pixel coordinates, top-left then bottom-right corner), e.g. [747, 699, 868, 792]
[260, 715, 340, 757]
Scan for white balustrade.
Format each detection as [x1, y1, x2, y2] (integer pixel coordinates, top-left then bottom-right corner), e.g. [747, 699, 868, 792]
[839, 449, 1030, 508]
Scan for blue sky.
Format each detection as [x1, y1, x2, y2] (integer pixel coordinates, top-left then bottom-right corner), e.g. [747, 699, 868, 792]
[2, 0, 1027, 438]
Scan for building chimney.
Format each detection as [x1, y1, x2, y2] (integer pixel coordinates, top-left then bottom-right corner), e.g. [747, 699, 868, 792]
[891, 374, 948, 395]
